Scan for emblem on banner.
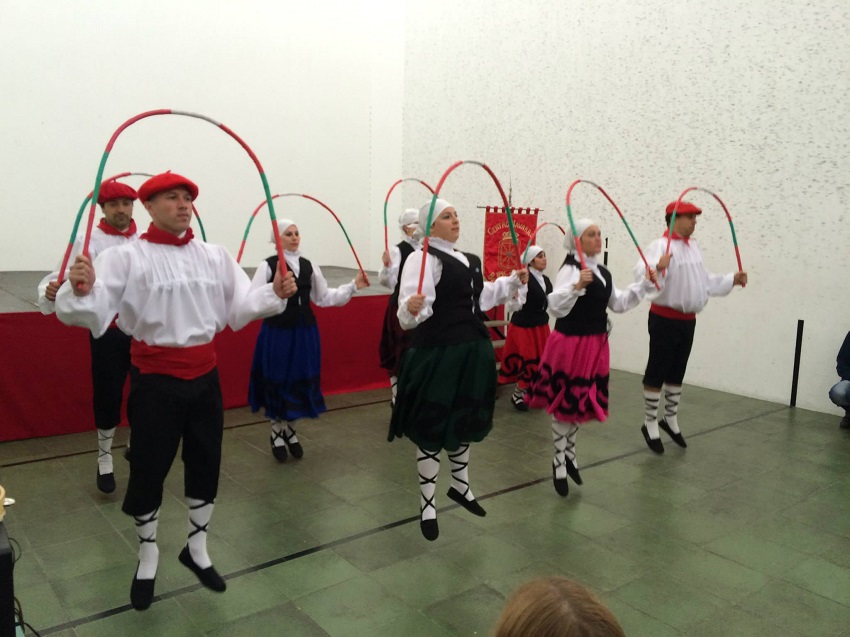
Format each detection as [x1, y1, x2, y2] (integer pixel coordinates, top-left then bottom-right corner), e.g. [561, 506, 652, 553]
[498, 232, 517, 271]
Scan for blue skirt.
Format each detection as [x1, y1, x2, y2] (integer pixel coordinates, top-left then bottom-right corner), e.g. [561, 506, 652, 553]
[248, 320, 326, 421]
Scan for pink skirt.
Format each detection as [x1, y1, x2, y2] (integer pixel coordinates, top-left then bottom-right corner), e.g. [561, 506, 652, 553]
[526, 331, 609, 424]
[498, 323, 551, 387]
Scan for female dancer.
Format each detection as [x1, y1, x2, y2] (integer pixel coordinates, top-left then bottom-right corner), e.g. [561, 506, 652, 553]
[249, 219, 369, 461]
[498, 245, 552, 411]
[526, 218, 657, 496]
[389, 198, 528, 540]
[378, 208, 420, 405]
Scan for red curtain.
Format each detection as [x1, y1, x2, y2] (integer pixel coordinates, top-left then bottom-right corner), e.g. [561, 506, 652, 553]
[0, 296, 389, 442]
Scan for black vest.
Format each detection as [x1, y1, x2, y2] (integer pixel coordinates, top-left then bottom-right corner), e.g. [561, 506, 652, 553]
[554, 255, 611, 336]
[262, 255, 316, 328]
[510, 272, 552, 328]
[411, 247, 488, 347]
[390, 240, 415, 305]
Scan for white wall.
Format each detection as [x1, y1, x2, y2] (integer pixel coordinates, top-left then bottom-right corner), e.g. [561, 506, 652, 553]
[2, 0, 847, 413]
[0, 0, 404, 273]
[400, 0, 850, 413]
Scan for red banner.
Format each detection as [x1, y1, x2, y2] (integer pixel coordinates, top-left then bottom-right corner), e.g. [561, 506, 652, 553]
[483, 207, 539, 281]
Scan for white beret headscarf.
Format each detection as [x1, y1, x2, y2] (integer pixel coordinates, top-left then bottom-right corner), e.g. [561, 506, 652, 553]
[414, 198, 453, 240]
[269, 218, 296, 243]
[522, 245, 544, 266]
[563, 218, 596, 252]
[398, 208, 419, 231]
[418, 198, 453, 232]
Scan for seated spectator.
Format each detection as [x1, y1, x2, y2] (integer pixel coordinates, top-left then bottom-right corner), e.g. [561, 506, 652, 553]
[829, 331, 850, 429]
[493, 576, 625, 637]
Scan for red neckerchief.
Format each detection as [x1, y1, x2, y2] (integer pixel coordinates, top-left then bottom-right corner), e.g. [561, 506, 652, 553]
[663, 229, 690, 245]
[140, 223, 194, 246]
[98, 218, 137, 237]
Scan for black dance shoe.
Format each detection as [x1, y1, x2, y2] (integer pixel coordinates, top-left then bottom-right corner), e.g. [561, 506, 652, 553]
[283, 429, 304, 459]
[420, 518, 439, 541]
[178, 546, 227, 592]
[658, 419, 687, 448]
[96, 469, 116, 494]
[552, 464, 569, 497]
[123, 446, 131, 462]
[511, 393, 529, 411]
[564, 458, 583, 485]
[641, 425, 665, 454]
[447, 487, 487, 517]
[130, 564, 155, 611]
[270, 435, 288, 462]
[840, 414, 850, 430]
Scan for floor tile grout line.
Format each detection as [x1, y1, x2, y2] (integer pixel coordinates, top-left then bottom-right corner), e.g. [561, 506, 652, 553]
[34, 404, 787, 635]
[0, 399, 392, 469]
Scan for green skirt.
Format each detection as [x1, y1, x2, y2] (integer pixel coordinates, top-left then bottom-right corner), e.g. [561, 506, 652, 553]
[388, 338, 496, 452]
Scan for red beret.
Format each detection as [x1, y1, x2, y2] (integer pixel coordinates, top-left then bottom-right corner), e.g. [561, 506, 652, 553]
[665, 201, 702, 215]
[137, 172, 199, 203]
[97, 181, 138, 205]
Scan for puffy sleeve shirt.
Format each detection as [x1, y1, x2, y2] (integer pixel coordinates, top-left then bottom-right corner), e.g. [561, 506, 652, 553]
[249, 250, 358, 307]
[635, 236, 734, 314]
[396, 237, 523, 330]
[378, 237, 419, 290]
[38, 227, 138, 315]
[550, 255, 655, 318]
[55, 240, 287, 345]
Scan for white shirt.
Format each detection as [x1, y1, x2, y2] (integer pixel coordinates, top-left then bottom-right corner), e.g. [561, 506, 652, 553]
[250, 250, 358, 307]
[38, 224, 138, 315]
[55, 239, 286, 345]
[549, 254, 655, 318]
[635, 236, 733, 314]
[397, 237, 523, 330]
[379, 237, 421, 290]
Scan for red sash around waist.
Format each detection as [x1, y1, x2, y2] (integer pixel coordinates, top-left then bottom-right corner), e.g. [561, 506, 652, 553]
[130, 340, 217, 380]
[650, 303, 696, 321]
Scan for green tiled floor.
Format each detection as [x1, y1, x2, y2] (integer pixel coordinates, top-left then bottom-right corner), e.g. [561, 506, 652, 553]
[4, 370, 850, 636]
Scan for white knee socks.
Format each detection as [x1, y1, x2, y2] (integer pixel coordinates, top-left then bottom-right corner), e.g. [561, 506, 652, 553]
[447, 444, 476, 502]
[187, 498, 214, 569]
[644, 390, 661, 438]
[416, 447, 440, 521]
[97, 427, 116, 474]
[552, 421, 578, 479]
[134, 508, 159, 580]
[663, 384, 682, 433]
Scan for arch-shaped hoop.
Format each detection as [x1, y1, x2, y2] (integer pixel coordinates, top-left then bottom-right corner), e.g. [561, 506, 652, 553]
[237, 193, 365, 277]
[521, 222, 566, 263]
[382, 178, 434, 252]
[417, 160, 520, 295]
[75, 109, 286, 283]
[565, 179, 658, 289]
[665, 187, 744, 276]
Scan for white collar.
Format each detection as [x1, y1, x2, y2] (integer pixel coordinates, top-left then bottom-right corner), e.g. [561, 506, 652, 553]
[428, 236, 457, 253]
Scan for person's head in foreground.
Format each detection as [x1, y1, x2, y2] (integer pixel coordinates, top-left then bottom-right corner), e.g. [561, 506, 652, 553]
[493, 576, 626, 637]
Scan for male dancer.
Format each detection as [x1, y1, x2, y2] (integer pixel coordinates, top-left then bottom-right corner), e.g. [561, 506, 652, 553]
[56, 172, 297, 610]
[39, 180, 139, 493]
[637, 201, 747, 452]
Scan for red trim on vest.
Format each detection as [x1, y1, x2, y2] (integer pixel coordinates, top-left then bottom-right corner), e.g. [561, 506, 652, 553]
[130, 340, 216, 380]
[650, 304, 696, 321]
